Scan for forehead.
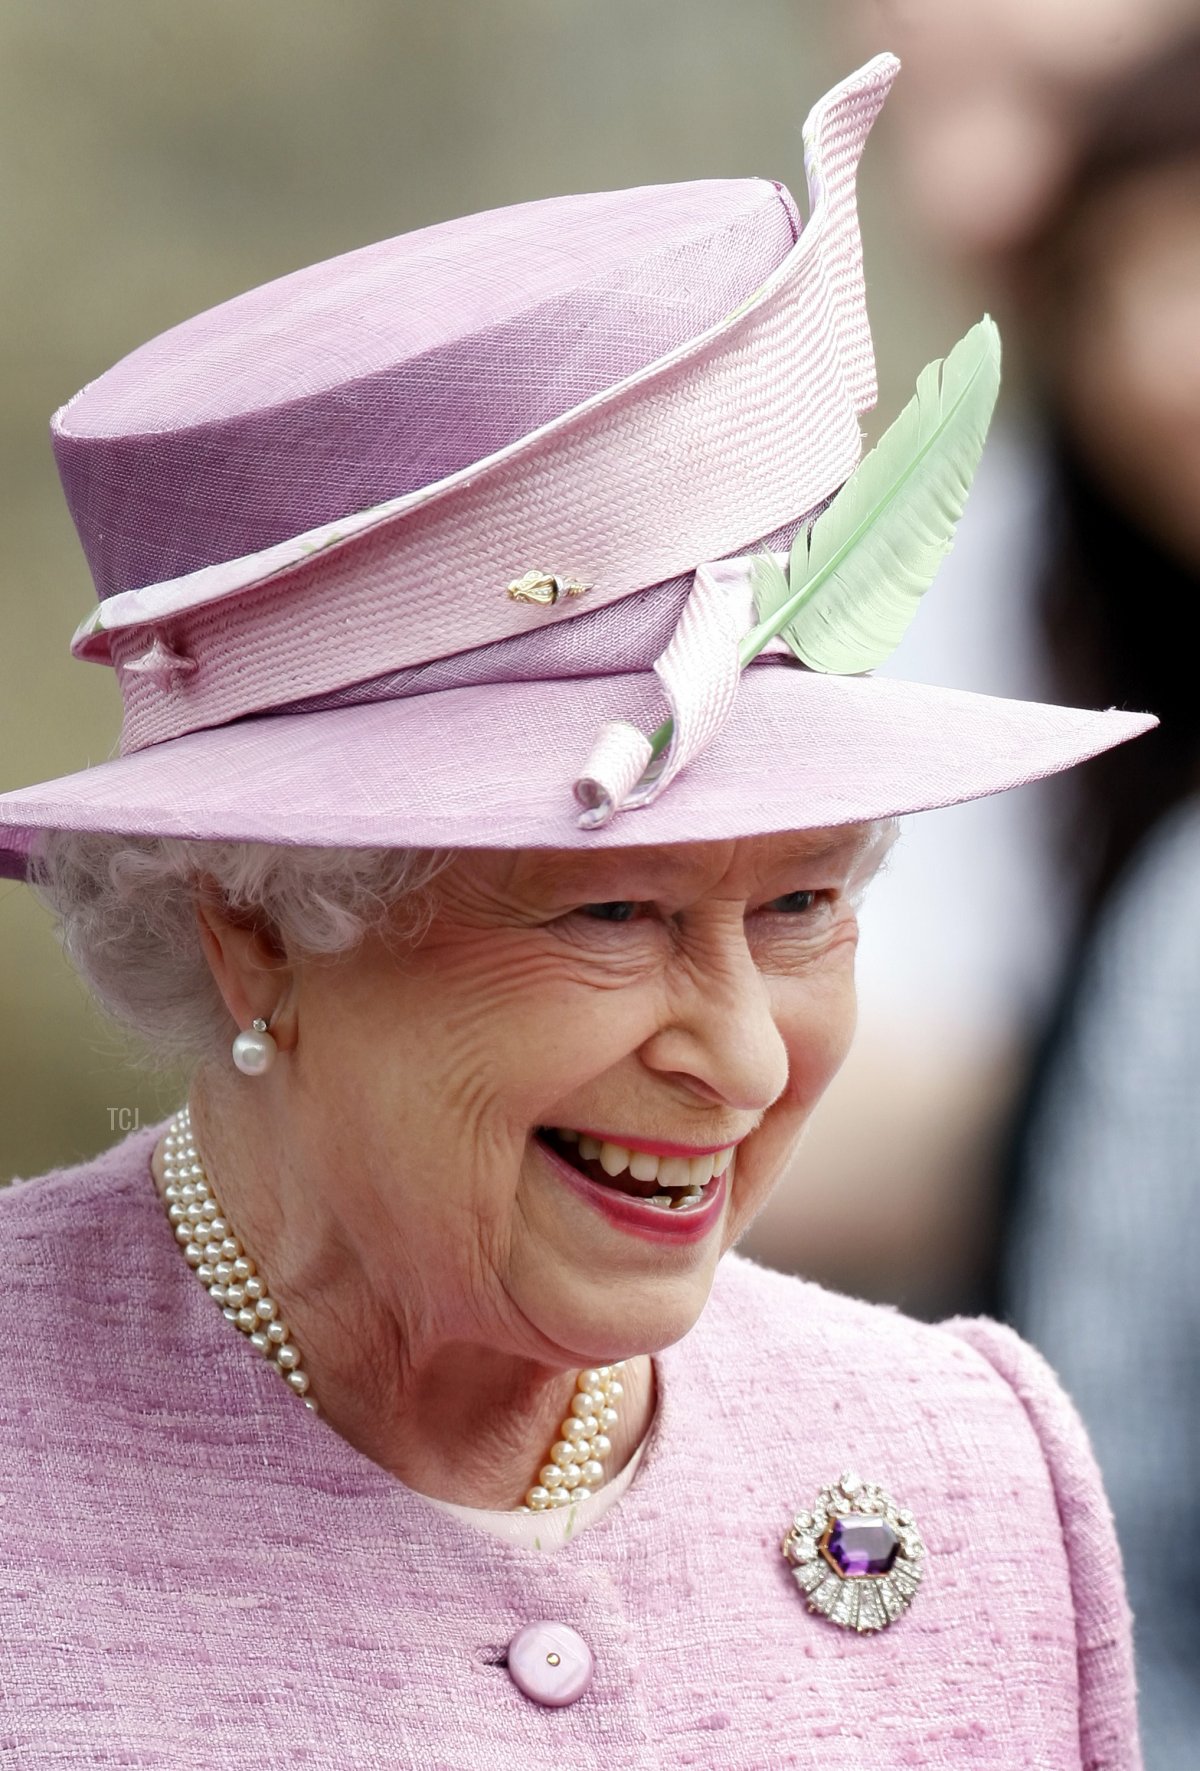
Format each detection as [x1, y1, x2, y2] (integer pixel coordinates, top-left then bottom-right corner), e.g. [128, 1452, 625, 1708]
[486, 825, 883, 901]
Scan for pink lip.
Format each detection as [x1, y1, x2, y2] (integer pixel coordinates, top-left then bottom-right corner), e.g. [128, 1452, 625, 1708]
[565, 1130, 741, 1160]
[536, 1137, 728, 1246]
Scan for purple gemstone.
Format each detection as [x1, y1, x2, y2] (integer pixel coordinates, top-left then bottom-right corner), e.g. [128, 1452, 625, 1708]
[824, 1513, 899, 1578]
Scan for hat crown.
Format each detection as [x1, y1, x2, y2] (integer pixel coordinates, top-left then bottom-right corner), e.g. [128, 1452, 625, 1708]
[52, 178, 800, 603]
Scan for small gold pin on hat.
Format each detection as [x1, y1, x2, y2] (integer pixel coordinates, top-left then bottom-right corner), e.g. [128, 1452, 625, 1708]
[505, 570, 590, 606]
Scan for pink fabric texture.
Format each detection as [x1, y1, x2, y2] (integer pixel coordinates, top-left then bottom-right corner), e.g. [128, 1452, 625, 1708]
[67, 59, 883, 671]
[53, 177, 800, 604]
[942, 1319, 1143, 1771]
[68, 60, 892, 733]
[0, 1123, 1141, 1767]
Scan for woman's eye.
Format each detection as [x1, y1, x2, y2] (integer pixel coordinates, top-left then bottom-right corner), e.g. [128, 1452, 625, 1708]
[578, 900, 640, 922]
[765, 889, 819, 914]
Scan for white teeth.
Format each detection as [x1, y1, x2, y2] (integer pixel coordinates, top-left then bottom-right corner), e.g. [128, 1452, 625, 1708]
[551, 1130, 737, 1189]
[689, 1153, 715, 1189]
[672, 1189, 704, 1211]
[648, 1194, 673, 1208]
[657, 1156, 692, 1190]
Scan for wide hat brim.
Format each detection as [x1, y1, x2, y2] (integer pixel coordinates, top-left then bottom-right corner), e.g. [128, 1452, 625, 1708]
[0, 664, 1154, 876]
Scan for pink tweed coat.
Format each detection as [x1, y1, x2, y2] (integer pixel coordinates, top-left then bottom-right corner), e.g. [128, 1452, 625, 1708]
[0, 1122, 1140, 1769]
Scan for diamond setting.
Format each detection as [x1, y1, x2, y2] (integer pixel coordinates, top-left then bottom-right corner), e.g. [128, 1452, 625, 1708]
[782, 1471, 924, 1633]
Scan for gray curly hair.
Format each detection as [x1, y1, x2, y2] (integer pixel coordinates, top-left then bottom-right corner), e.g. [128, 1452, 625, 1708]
[30, 831, 454, 1068]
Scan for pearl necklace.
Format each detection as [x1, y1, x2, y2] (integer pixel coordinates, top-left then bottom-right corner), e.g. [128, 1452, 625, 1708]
[162, 1108, 315, 1406]
[158, 1106, 625, 1512]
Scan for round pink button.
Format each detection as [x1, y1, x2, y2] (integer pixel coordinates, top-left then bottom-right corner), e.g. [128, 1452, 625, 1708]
[506, 1621, 594, 1707]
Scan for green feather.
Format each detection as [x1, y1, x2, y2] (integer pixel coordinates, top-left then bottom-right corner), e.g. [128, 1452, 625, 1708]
[746, 315, 1002, 674]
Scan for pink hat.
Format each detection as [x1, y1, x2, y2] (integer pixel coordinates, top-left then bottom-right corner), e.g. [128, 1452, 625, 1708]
[0, 55, 1153, 877]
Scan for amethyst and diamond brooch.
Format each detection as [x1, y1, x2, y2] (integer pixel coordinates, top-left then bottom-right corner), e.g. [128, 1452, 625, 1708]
[782, 1471, 924, 1633]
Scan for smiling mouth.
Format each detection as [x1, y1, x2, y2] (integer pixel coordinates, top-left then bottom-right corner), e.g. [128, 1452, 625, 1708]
[535, 1127, 736, 1213]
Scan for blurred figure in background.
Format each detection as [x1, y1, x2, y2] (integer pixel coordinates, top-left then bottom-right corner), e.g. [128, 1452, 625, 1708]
[999, 37, 1200, 1768]
[852, 0, 1197, 259]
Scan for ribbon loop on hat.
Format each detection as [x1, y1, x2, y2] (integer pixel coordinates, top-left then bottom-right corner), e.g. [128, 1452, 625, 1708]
[575, 723, 655, 828]
[574, 559, 757, 828]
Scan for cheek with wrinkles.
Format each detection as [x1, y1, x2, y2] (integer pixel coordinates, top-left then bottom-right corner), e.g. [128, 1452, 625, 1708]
[434, 948, 657, 1086]
[780, 971, 858, 1101]
[341, 931, 664, 1162]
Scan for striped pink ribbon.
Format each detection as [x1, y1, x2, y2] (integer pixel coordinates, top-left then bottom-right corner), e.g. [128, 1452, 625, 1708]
[574, 558, 759, 828]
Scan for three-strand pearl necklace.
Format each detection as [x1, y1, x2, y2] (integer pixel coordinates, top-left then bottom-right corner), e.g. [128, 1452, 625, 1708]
[162, 1108, 314, 1406]
[158, 1106, 625, 1512]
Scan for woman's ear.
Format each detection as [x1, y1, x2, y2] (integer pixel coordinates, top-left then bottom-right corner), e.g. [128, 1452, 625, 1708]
[195, 892, 296, 1048]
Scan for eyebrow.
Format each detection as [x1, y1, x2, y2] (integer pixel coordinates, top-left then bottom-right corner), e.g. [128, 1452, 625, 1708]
[518, 827, 879, 898]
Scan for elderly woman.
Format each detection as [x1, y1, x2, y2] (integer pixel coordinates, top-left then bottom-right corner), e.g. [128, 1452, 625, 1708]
[0, 57, 1149, 1768]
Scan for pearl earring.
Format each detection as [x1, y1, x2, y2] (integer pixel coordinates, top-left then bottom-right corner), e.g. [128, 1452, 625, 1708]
[231, 1016, 277, 1076]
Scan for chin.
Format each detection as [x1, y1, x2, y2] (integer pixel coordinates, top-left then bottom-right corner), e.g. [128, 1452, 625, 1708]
[525, 1258, 720, 1368]
[512, 1135, 768, 1362]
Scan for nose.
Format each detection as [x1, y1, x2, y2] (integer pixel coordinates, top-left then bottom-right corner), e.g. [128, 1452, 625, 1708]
[638, 921, 789, 1115]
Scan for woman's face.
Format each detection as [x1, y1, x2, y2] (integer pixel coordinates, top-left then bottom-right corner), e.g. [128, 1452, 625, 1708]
[279, 828, 879, 1367]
